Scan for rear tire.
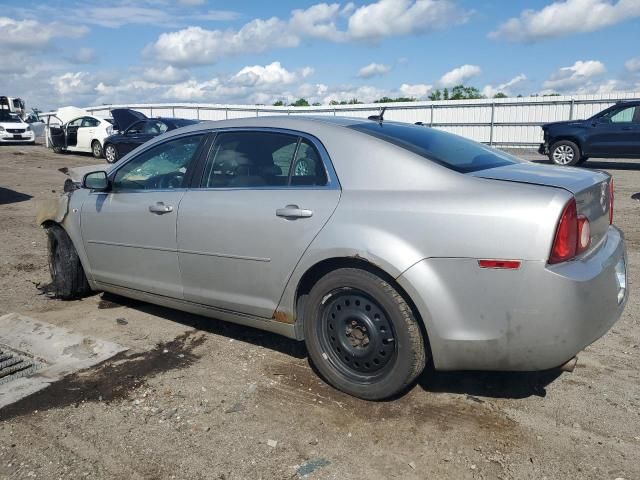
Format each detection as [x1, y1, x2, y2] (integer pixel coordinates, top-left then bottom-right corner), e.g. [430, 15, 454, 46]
[52, 146, 63, 154]
[549, 140, 581, 166]
[104, 143, 119, 163]
[577, 156, 589, 165]
[46, 225, 91, 299]
[303, 268, 426, 400]
[91, 140, 103, 159]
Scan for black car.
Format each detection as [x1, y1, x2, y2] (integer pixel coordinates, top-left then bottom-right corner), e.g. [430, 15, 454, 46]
[103, 109, 199, 163]
[539, 100, 640, 166]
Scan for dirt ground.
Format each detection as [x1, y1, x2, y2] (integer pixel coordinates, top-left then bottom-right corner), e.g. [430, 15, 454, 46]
[0, 142, 638, 480]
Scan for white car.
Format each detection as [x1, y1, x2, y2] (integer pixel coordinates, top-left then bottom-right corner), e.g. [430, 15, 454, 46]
[48, 107, 114, 158]
[0, 110, 35, 144]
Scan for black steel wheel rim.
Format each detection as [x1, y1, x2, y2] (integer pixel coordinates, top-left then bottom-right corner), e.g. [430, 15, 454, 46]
[318, 289, 396, 381]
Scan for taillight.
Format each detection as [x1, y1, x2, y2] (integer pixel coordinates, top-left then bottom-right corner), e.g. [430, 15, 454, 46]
[549, 198, 591, 264]
[609, 178, 614, 225]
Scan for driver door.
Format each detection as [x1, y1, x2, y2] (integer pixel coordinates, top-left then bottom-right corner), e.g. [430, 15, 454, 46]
[81, 133, 206, 297]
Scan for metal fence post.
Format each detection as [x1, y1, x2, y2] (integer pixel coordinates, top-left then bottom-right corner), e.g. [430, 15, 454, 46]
[196, 107, 200, 120]
[569, 99, 574, 120]
[172, 106, 175, 117]
[429, 105, 434, 126]
[489, 102, 495, 146]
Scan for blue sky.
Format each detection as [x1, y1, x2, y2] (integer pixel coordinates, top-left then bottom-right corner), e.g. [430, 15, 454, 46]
[1, 0, 640, 110]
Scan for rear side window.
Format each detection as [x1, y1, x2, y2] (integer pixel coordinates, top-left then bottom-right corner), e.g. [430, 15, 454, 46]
[349, 122, 521, 173]
[200, 131, 327, 188]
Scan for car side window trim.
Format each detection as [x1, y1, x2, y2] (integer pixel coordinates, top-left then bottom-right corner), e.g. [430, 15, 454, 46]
[189, 127, 340, 191]
[102, 132, 209, 194]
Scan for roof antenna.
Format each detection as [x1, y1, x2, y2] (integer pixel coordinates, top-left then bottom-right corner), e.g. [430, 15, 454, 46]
[368, 106, 387, 123]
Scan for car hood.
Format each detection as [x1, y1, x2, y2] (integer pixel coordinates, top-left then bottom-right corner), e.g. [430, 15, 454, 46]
[471, 162, 608, 195]
[541, 119, 587, 129]
[111, 108, 147, 132]
[0, 121, 27, 128]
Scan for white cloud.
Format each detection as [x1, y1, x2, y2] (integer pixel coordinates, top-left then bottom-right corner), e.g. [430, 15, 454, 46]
[0, 16, 87, 50]
[147, 20, 299, 66]
[178, 0, 205, 5]
[490, 0, 640, 42]
[357, 63, 392, 78]
[231, 62, 313, 87]
[542, 60, 606, 92]
[347, 0, 470, 40]
[147, 0, 470, 67]
[142, 65, 190, 84]
[439, 64, 481, 86]
[625, 57, 640, 73]
[289, 3, 348, 41]
[51, 72, 96, 98]
[399, 83, 432, 99]
[481, 74, 527, 97]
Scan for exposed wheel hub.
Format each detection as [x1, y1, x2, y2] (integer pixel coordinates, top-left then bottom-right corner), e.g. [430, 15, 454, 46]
[321, 291, 395, 375]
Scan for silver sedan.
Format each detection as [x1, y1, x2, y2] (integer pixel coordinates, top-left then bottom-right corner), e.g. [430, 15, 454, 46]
[39, 116, 628, 400]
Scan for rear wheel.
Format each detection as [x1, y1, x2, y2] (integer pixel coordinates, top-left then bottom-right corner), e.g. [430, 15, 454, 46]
[549, 140, 581, 166]
[303, 268, 426, 400]
[577, 156, 589, 165]
[52, 146, 63, 154]
[46, 225, 91, 299]
[91, 140, 103, 159]
[104, 143, 119, 163]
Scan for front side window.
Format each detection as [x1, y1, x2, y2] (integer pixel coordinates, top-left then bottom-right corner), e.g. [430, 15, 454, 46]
[607, 106, 636, 123]
[201, 131, 327, 188]
[81, 117, 100, 128]
[143, 121, 168, 135]
[113, 135, 204, 191]
[68, 118, 83, 127]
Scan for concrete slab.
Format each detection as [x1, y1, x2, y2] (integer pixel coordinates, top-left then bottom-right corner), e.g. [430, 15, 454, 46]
[0, 313, 127, 409]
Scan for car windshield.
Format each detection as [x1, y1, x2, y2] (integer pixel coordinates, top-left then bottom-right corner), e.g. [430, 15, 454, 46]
[349, 122, 522, 173]
[0, 111, 21, 123]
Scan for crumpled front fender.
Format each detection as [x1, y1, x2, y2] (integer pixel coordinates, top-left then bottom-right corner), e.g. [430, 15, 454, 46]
[35, 194, 69, 226]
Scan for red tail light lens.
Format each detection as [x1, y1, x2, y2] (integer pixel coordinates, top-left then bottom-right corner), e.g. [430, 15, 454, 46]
[549, 198, 578, 264]
[549, 198, 592, 264]
[609, 178, 614, 225]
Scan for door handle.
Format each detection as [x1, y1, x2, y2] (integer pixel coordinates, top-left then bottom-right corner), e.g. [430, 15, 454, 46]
[276, 204, 313, 219]
[148, 202, 173, 214]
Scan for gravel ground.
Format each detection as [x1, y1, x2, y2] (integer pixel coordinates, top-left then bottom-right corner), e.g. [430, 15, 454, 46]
[0, 143, 638, 480]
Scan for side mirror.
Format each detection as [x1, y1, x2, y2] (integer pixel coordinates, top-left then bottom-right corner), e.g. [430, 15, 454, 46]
[82, 171, 109, 191]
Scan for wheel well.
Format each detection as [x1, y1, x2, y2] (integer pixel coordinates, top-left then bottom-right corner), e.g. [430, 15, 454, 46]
[550, 136, 582, 151]
[295, 257, 431, 353]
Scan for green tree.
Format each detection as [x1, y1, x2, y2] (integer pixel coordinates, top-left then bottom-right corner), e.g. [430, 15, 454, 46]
[272, 100, 285, 106]
[493, 92, 508, 98]
[374, 96, 415, 103]
[450, 85, 484, 100]
[291, 98, 310, 107]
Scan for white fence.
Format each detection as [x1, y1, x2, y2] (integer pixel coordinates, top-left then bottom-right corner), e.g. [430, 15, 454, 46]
[86, 92, 640, 148]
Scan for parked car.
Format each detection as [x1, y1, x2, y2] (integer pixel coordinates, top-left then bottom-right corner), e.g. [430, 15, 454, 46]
[48, 106, 114, 158]
[0, 110, 35, 144]
[103, 109, 199, 163]
[24, 111, 45, 138]
[540, 100, 640, 166]
[39, 116, 627, 400]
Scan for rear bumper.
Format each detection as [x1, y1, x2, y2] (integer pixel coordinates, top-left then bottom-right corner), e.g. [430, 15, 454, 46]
[397, 226, 627, 371]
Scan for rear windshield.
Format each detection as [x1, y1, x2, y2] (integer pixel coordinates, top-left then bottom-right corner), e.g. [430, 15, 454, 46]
[349, 122, 521, 173]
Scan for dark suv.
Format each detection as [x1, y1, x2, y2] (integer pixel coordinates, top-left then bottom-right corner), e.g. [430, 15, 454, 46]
[539, 100, 640, 166]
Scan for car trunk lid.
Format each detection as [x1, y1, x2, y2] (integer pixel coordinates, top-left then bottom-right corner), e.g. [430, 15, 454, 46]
[471, 162, 612, 251]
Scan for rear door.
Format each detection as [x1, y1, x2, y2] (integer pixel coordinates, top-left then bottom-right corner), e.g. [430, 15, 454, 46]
[81, 133, 206, 297]
[177, 129, 341, 318]
[77, 117, 100, 150]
